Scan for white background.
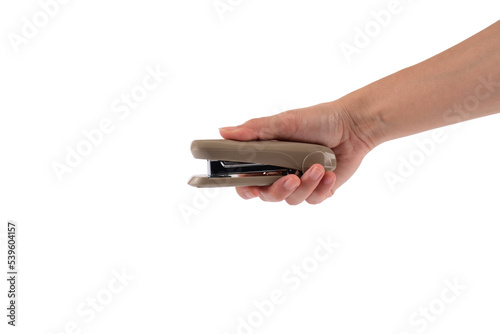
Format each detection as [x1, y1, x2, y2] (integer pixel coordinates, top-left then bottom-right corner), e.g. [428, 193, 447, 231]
[1, 0, 499, 333]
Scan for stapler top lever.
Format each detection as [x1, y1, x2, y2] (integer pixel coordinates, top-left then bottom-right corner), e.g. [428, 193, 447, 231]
[188, 140, 337, 188]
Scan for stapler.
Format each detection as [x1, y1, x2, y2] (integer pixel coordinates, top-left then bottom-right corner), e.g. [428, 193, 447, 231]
[188, 140, 336, 188]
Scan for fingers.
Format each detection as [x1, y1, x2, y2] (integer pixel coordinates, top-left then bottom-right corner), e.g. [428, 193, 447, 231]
[284, 164, 325, 205]
[219, 125, 258, 141]
[236, 174, 300, 202]
[305, 171, 336, 204]
[219, 111, 297, 141]
[219, 117, 268, 141]
[235, 186, 260, 200]
[220, 112, 337, 205]
[234, 165, 337, 205]
[259, 175, 300, 202]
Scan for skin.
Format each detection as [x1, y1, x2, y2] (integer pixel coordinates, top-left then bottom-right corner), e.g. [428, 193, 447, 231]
[219, 20, 500, 205]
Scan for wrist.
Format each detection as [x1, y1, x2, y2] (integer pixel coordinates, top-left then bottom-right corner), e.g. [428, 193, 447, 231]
[337, 86, 389, 151]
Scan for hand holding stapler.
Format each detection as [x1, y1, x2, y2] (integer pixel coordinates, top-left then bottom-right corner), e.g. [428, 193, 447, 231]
[188, 140, 336, 188]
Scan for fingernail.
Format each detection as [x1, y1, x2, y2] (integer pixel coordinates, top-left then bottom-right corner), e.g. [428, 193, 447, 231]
[250, 188, 260, 197]
[324, 173, 334, 185]
[309, 167, 323, 181]
[219, 126, 238, 131]
[284, 178, 299, 191]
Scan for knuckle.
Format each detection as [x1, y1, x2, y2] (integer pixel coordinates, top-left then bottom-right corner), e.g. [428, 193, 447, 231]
[270, 188, 287, 202]
[245, 118, 259, 128]
[259, 190, 278, 202]
[259, 194, 271, 202]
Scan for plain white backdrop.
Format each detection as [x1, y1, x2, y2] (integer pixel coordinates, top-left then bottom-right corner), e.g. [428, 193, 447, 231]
[1, 0, 499, 333]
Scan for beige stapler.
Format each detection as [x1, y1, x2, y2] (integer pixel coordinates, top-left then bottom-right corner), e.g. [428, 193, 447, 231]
[188, 140, 336, 188]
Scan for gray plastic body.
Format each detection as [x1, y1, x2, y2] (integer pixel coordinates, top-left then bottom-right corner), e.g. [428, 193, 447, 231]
[188, 139, 337, 188]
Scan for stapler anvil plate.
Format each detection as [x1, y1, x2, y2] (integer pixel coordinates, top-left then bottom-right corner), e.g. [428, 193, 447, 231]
[188, 140, 337, 188]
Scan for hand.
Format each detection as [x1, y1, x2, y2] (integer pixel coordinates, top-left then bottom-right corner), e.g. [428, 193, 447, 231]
[219, 100, 378, 204]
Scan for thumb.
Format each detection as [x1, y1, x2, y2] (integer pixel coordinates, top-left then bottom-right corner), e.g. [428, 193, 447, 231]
[219, 113, 294, 141]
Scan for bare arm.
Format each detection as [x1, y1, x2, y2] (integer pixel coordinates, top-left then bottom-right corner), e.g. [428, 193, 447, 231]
[345, 20, 500, 148]
[220, 20, 500, 204]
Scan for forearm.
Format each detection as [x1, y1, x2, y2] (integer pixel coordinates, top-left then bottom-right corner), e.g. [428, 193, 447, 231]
[344, 20, 500, 147]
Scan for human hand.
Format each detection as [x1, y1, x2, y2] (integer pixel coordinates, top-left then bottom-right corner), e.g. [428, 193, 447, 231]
[220, 22, 500, 204]
[219, 100, 379, 204]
